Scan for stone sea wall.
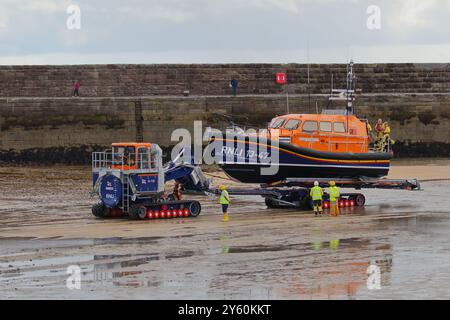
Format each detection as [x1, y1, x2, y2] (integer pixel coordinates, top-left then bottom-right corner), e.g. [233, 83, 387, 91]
[1, 93, 449, 164]
[0, 63, 449, 97]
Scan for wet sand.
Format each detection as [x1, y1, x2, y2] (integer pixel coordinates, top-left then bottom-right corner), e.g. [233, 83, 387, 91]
[1, 161, 450, 299]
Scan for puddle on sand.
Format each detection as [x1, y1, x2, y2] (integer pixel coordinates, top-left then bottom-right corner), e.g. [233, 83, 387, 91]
[226, 238, 371, 254]
[1, 221, 449, 299]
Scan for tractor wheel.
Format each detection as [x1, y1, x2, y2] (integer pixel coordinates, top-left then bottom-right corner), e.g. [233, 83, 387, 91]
[92, 203, 108, 218]
[354, 194, 366, 207]
[129, 204, 147, 220]
[188, 201, 201, 217]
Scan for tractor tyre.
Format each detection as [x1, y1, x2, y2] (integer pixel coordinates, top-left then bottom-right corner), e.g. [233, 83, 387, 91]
[265, 198, 277, 208]
[188, 201, 201, 217]
[354, 194, 366, 207]
[129, 204, 147, 220]
[92, 203, 108, 219]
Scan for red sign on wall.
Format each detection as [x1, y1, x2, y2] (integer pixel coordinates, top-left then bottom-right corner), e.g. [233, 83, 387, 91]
[276, 73, 287, 85]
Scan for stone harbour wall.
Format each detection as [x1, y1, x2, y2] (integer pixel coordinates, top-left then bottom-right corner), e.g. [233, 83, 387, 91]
[0, 63, 450, 97]
[1, 92, 449, 164]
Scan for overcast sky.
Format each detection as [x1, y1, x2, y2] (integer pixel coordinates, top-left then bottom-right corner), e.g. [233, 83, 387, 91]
[0, 0, 449, 65]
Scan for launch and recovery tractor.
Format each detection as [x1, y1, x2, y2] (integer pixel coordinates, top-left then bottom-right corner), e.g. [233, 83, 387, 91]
[91, 142, 209, 220]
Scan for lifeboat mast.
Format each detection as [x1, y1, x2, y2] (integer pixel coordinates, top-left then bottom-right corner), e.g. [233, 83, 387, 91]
[328, 60, 357, 133]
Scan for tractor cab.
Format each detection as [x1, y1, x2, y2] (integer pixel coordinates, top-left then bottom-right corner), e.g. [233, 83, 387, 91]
[92, 142, 165, 207]
[111, 142, 157, 171]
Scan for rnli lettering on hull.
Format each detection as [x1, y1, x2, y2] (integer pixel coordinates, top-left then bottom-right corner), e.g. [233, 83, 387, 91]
[220, 146, 270, 161]
[221, 146, 243, 157]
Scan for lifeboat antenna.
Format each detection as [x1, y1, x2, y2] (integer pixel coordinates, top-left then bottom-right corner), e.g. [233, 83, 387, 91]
[307, 40, 311, 112]
[346, 60, 356, 115]
[346, 60, 357, 133]
[325, 61, 357, 122]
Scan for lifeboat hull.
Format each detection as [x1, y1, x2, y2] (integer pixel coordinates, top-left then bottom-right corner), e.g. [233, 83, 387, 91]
[211, 136, 392, 184]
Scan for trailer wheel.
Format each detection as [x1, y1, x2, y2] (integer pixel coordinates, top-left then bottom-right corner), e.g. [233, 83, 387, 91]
[92, 203, 108, 218]
[306, 198, 314, 210]
[129, 204, 147, 220]
[354, 194, 366, 206]
[188, 201, 201, 217]
[265, 198, 276, 208]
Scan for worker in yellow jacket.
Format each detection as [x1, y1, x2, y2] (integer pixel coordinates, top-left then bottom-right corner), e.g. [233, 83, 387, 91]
[310, 181, 324, 216]
[329, 181, 341, 217]
[381, 122, 394, 152]
[219, 185, 231, 222]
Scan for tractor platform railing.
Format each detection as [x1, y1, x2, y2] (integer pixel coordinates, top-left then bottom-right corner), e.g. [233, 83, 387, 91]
[92, 151, 158, 172]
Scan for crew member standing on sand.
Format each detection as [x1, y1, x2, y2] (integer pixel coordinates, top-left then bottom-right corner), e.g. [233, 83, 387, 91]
[219, 185, 231, 222]
[310, 181, 324, 216]
[329, 181, 341, 217]
[72, 80, 81, 97]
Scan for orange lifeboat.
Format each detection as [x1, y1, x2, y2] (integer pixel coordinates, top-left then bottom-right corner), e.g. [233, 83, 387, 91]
[209, 62, 393, 184]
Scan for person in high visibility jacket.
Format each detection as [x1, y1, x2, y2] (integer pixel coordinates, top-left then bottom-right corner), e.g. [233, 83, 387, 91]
[329, 181, 341, 217]
[367, 122, 373, 137]
[310, 181, 324, 216]
[381, 122, 392, 152]
[219, 185, 231, 222]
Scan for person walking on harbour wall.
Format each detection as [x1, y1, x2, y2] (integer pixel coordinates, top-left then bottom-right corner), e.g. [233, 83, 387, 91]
[310, 181, 324, 216]
[219, 184, 231, 222]
[72, 80, 81, 97]
[229, 78, 238, 96]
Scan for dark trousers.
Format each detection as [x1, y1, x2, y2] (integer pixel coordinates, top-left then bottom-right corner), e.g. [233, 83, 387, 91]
[232, 87, 237, 96]
[221, 204, 229, 213]
[73, 89, 79, 96]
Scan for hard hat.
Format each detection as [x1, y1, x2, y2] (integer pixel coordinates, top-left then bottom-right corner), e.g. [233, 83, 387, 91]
[330, 181, 336, 186]
[219, 185, 226, 190]
[314, 181, 319, 186]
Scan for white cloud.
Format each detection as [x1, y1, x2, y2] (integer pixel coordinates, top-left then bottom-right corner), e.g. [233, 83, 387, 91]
[2, 43, 450, 65]
[386, 0, 440, 31]
[60, 29, 88, 47]
[0, 10, 9, 33]
[0, 0, 449, 64]
[116, 5, 195, 23]
[14, 0, 71, 14]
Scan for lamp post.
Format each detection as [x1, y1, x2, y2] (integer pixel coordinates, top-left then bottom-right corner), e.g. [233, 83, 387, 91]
[276, 72, 288, 114]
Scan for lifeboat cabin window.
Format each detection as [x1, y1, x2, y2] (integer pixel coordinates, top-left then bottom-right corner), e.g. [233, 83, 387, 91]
[270, 118, 286, 129]
[302, 121, 318, 133]
[284, 119, 301, 130]
[320, 121, 332, 132]
[333, 122, 346, 133]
